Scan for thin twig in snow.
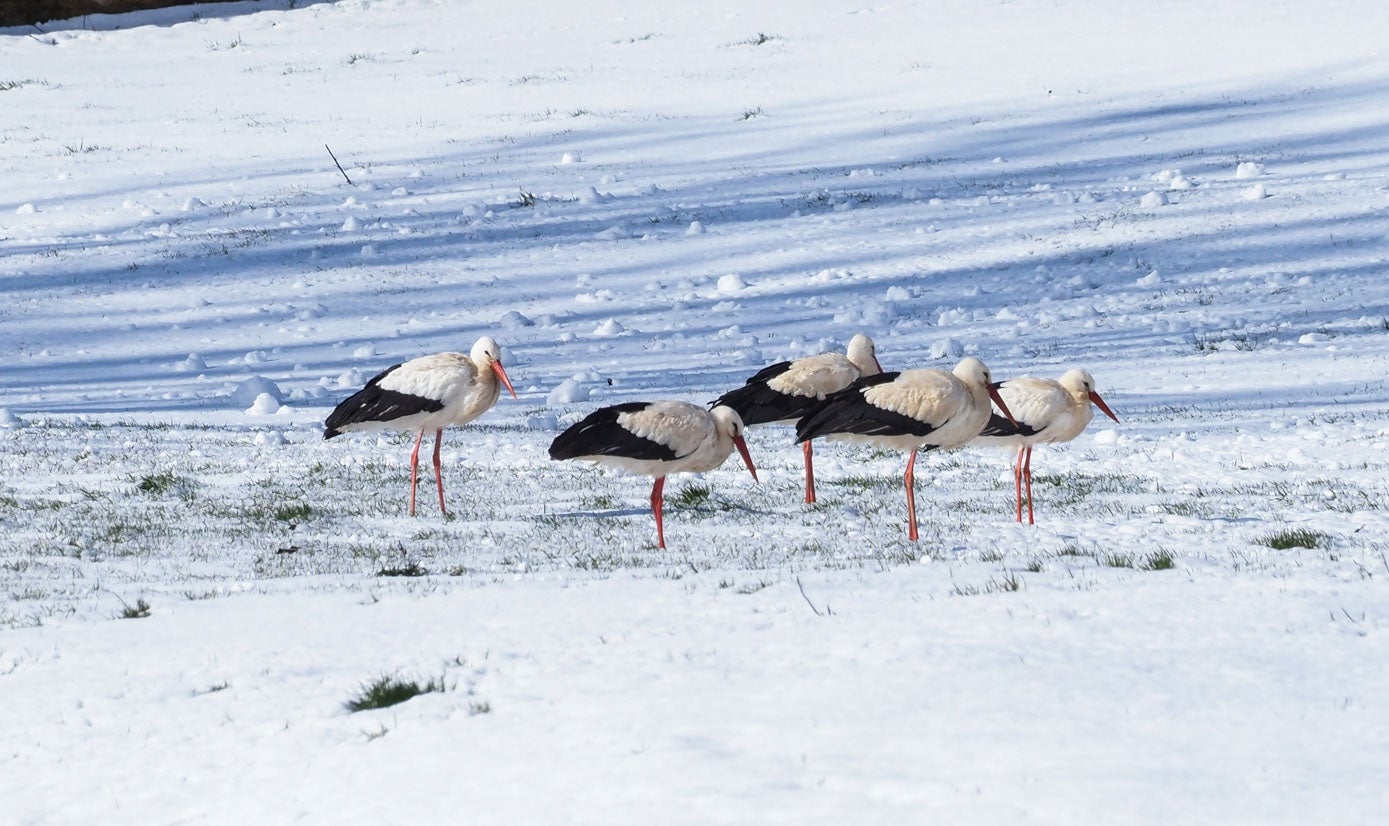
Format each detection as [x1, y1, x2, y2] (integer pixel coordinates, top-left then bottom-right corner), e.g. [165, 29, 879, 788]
[325, 143, 354, 185]
[795, 576, 830, 616]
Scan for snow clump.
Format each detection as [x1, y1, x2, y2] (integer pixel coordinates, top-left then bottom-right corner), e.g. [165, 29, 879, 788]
[0, 408, 22, 428]
[174, 353, 207, 372]
[548, 376, 591, 405]
[593, 318, 626, 336]
[231, 376, 284, 408]
[1242, 184, 1269, 201]
[1236, 162, 1265, 178]
[500, 311, 535, 330]
[717, 273, 747, 293]
[245, 393, 281, 415]
[1140, 191, 1169, 208]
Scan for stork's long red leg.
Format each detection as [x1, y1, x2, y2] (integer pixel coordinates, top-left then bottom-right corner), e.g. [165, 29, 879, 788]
[904, 449, 919, 542]
[1014, 446, 1025, 523]
[432, 428, 446, 514]
[408, 429, 426, 516]
[651, 476, 667, 549]
[803, 439, 817, 504]
[1023, 445, 1035, 526]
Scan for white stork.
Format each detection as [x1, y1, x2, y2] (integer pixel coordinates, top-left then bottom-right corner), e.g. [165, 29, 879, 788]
[548, 401, 758, 549]
[324, 336, 517, 515]
[713, 333, 882, 504]
[973, 368, 1119, 524]
[794, 357, 1016, 541]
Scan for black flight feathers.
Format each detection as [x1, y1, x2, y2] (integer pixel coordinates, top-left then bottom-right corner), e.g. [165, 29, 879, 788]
[323, 363, 445, 439]
[548, 402, 680, 462]
[977, 412, 1040, 439]
[709, 360, 819, 426]
[794, 371, 946, 442]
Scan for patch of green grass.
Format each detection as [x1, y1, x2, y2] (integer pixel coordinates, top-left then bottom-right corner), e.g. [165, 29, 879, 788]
[830, 475, 897, 491]
[117, 598, 151, 619]
[273, 503, 313, 522]
[377, 562, 428, 577]
[1141, 550, 1176, 571]
[671, 483, 712, 508]
[1101, 553, 1134, 569]
[1258, 528, 1327, 550]
[135, 470, 182, 495]
[345, 674, 444, 712]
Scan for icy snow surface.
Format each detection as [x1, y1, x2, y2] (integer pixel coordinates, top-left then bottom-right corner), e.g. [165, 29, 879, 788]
[4, 0, 1389, 822]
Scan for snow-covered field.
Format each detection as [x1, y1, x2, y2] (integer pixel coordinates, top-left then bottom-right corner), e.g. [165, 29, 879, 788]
[4, 0, 1389, 821]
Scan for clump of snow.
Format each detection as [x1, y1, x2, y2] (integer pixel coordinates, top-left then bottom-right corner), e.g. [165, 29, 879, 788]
[340, 216, 361, 231]
[526, 411, 560, 430]
[1140, 191, 1169, 208]
[231, 376, 283, 408]
[15, 203, 37, 214]
[353, 345, 377, 359]
[560, 151, 582, 164]
[254, 430, 287, 446]
[717, 273, 747, 292]
[174, 353, 207, 372]
[181, 197, 206, 211]
[547, 376, 591, 405]
[1242, 184, 1269, 201]
[1299, 332, 1331, 344]
[596, 225, 629, 240]
[687, 220, 705, 235]
[1236, 161, 1265, 178]
[579, 187, 605, 205]
[245, 393, 281, 415]
[0, 408, 22, 428]
[930, 337, 965, 359]
[1153, 169, 1195, 190]
[593, 318, 626, 336]
[500, 310, 535, 329]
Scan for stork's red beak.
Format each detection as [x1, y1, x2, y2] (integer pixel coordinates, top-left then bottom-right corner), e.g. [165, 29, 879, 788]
[1089, 390, 1119, 422]
[491, 361, 518, 399]
[988, 383, 1019, 427]
[733, 435, 759, 482]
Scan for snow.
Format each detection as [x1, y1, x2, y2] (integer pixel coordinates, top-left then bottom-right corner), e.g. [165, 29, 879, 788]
[5, 0, 1389, 822]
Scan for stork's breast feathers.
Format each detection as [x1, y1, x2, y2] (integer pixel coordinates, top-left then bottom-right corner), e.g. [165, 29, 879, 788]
[997, 378, 1070, 430]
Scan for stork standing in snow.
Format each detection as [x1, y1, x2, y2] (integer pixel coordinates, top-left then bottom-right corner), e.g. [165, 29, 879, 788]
[972, 368, 1119, 525]
[795, 357, 1016, 541]
[548, 402, 758, 549]
[712, 334, 882, 504]
[324, 336, 517, 516]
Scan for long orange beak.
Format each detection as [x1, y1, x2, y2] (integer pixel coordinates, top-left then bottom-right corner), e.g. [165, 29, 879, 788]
[1089, 390, 1119, 422]
[988, 383, 1019, 427]
[491, 361, 518, 399]
[732, 435, 759, 482]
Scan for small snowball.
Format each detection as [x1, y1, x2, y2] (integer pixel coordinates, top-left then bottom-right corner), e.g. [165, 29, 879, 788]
[930, 337, 964, 359]
[593, 318, 626, 336]
[560, 151, 582, 164]
[340, 216, 361, 232]
[0, 408, 22, 428]
[1298, 332, 1331, 344]
[717, 273, 747, 293]
[353, 345, 377, 359]
[686, 220, 705, 235]
[547, 378, 590, 405]
[231, 376, 283, 407]
[1140, 191, 1168, 208]
[500, 310, 535, 330]
[245, 393, 281, 415]
[174, 353, 207, 372]
[1093, 429, 1119, 445]
[1241, 184, 1268, 201]
[254, 430, 288, 446]
[1235, 162, 1264, 179]
[15, 203, 37, 214]
[181, 198, 207, 211]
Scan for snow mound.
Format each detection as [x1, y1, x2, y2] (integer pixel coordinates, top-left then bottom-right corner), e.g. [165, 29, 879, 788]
[245, 393, 281, 415]
[353, 345, 377, 359]
[1140, 191, 1169, 208]
[174, 353, 207, 372]
[15, 203, 37, 214]
[593, 318, 626, 336]
[717, 273, 748, 293]
[500, 310, 535, 330]
[548, 377, 591, 405]
[687, 220, 705, 235]
[1236, 161, 1265, 178]
[254, 430, 288, 446]
[231, 376, 284, 408]
[560, 151, 582, 164]
[0, 408, 22, 428]
[930, 337, 965, 359]
[1242, 184, 1269, 201]
[341, 216, 361, 232]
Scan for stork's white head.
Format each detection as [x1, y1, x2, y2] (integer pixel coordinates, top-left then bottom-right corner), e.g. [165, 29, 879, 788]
[1059, 368, 1118, 422]
[846, 334, 883, 376]
[710, 405, 758, 482]
[951, 356, 992, 388]
[471, 336, 517, 399]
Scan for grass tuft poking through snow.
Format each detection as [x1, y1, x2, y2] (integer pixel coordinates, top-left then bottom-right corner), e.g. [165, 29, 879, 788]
[1258, 529, 1328, 550]
[345, 674, 445, 713]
